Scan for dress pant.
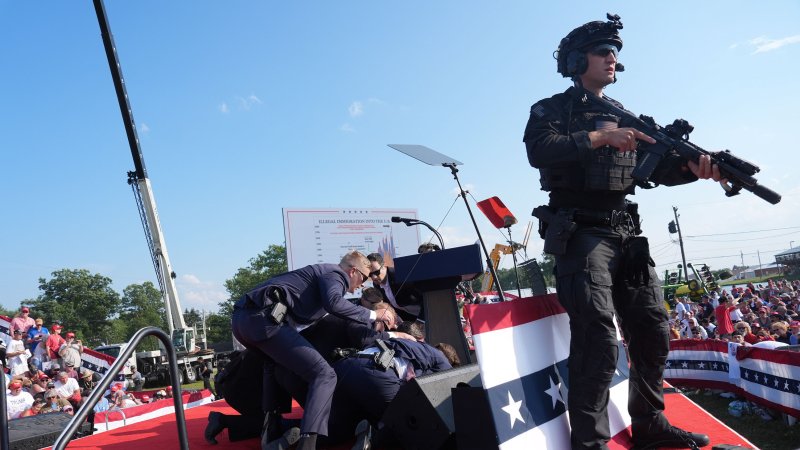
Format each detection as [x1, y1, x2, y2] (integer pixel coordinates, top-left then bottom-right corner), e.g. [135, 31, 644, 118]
[232, 306, 337, 436]
[326, 357, 402, 444]
[555, 225, 669, 450]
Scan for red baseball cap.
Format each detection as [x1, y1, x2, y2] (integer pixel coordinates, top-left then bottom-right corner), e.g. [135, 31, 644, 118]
[142, 395, 150, 402]
[9, 380, 23, 389]
[21, 307, 30, 313]
[52, 324, 63, 331]
[66, 332, 75, 338]
[790, 321, 800, 328]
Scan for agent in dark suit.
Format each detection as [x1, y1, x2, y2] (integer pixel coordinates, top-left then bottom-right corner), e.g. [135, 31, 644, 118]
[367, 253, 422, 321]
[232, 251, 377, 450]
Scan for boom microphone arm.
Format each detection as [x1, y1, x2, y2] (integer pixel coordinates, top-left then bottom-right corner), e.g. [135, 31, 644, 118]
[391, 216, 445, 250]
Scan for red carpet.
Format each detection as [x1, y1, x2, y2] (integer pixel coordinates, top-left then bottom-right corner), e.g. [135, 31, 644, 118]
[56, 386, 755, 449]
[607, 383, 756, 449]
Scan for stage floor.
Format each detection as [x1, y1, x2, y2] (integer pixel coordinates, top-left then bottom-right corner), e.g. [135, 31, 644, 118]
[52, 385, 756, 449]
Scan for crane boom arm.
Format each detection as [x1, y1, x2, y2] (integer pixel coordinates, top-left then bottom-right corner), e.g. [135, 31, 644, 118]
[94, 0, 190, 347]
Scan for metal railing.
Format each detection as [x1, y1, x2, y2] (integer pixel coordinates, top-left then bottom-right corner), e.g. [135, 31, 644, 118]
[52, 326, 189, 450]
[104, 405, 127, 431]
[1, 345, 9, 450]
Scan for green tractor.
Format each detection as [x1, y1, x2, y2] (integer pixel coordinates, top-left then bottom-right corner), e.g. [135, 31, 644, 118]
[662, 263, 718, 307]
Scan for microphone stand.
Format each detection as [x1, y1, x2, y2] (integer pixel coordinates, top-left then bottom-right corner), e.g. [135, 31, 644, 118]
[402, 219, 445, 250]
[445, 163, 505, 301]
[506, 227, 523, 298]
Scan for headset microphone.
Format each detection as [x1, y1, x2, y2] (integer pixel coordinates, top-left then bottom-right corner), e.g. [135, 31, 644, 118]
[615, 62, 625, 72]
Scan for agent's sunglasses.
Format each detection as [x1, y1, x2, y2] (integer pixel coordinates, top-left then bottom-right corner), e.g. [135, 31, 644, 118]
[589, 44, 618, 58]
[353, 267, 369, 283]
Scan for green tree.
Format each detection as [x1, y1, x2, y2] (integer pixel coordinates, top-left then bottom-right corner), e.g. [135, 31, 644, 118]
[31, 269, 121, 347]
[183, 308, 202, 327]
[538, 253, 555, 288]
[118, 281, 168, 351]
[219, 245, 287, 318]
[210, 245, 287, 346]
[713, 268, 734, 280]
[103, 319, 130, 347]
[204, 312, 231, 346]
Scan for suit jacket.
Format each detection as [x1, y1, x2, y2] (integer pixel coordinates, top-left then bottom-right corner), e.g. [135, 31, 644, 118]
[379, 267, 422, 318]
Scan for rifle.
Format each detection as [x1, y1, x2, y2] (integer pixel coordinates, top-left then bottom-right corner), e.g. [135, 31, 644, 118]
[578, 89, 781, 205]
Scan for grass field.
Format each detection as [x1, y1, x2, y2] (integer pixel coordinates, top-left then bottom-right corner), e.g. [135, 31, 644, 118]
[680, 389, 800, 450]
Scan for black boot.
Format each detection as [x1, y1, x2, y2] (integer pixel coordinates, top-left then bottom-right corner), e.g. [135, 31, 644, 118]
[632, 425, 710, 449]
[352, 420, 372, 450]
[260, 411, 282, 450]
[204, 411, 225, 445]
[296, 433, 317, 450]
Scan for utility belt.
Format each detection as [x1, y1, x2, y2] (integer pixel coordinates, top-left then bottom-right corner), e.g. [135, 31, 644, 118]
[333, 340, 396, 371]
[533, 202, 641, 255]
[571, 208, 633, 228]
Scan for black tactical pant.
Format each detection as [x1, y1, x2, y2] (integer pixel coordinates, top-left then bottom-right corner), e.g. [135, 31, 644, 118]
[554, 225, 670, 450]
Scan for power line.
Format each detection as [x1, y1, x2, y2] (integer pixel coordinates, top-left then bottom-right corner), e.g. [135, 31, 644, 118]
[685, 226, 800, 238]
[656, 248, 785, 267]
[685, 231, 799, 242]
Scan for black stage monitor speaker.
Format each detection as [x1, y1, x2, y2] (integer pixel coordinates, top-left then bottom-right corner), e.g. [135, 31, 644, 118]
[520, 258, 548, 296]
[8, 412, 92, 450]
[452, 385, 498, 450]
[381, 363, 481, 450]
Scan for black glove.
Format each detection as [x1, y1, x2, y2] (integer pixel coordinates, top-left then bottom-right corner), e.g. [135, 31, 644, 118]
[624, 236, 655, 287]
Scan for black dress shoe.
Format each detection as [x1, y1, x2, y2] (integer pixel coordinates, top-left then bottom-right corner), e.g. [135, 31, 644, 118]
[204, 411, 225, 445]
[632, 425, 710, 449]
[260, 411, 282, 450]
[352, 420, 372, 450]
[263, 427, 301, 450]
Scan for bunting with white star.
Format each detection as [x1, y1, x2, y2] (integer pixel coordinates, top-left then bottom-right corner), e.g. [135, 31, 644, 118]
[664, 339, 731, 389]
[1, 314, 11, 346]
[465, 294, 632, 449]
[737, 346, 800, 417]
[665, 339, 800, 418]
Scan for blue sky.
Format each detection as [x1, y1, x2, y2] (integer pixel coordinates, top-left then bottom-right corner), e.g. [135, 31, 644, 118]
[2, 1, 799, 313]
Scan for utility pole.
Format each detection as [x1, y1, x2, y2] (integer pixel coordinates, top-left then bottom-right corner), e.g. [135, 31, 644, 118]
[672, 206, 688, 280]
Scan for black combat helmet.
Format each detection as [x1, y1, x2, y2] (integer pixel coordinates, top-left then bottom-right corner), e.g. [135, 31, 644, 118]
[556, 13, 623, 78]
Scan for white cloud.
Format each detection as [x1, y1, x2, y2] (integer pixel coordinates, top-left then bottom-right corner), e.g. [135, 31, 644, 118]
[340, 123, 355, 132]
[749, 35, 800, 53]
[219, 102, 229, 114]
[348, 101, 364, 117]
[139, 123, 150, 133]
[176, 274, 227, 312]
[237, 94, 262, 110]
[450, 183, 475, 197]
[435, 226, 479, 249]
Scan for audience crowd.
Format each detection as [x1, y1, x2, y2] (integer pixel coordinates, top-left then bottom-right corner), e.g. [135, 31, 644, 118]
[2, 306, 175, 422]
[668, 278, 800, 346]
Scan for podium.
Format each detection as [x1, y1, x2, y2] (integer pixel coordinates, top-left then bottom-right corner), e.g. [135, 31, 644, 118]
[394, 244, 483, 363]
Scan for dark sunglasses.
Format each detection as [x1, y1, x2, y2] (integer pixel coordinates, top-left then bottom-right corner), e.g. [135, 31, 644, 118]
[589, 45, 618, 58]
[352, 267, 368, 283]
[369, 266, 383, 278]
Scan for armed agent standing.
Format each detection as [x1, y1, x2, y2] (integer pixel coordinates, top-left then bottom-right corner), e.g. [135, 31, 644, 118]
[524, 14, 721, 450]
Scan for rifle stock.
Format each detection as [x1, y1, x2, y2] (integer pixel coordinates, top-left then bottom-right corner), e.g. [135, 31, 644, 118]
[580, 89, 781, 205]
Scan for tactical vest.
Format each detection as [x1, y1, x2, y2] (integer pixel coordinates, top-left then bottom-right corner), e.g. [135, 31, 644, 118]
[539, 95, 637, 193]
